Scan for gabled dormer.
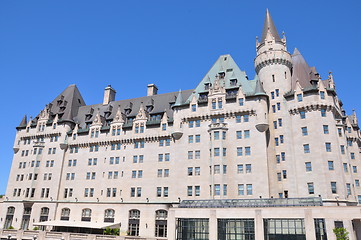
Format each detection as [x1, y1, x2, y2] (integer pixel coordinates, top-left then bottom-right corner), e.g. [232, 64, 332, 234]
[110, 106, 125, 136]
[294, 80, 304, 103]
[89, 111, 103, 138]
[134, 103, 148, 134]
[161, 110, 169, 131]
[208, 75, 226, 110]
[318, 80, 327, 101]
[37, 105, 51, 132]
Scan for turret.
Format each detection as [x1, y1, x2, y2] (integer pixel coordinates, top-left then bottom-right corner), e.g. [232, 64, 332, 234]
[255, 9, 292, 94]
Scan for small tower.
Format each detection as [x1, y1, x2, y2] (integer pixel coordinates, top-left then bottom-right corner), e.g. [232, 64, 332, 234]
[255, 9, 292, 94]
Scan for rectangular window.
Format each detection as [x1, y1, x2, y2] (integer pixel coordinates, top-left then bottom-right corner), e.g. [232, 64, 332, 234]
[236, 131, 242, 139]
[276, 103, 281, 110]
[214, 131, 219, 140]
[246, 184, 252, 195]
[214, 184, 220, 195]
[272, 105, 276, 113]
[346, 183, 351, 196]
[340, 145, 345, 154]
[243, 115, 249, 122]
[244, 130, 250, 138]
[328, 161, 334, 170]
[214, 165, 220, 174]
[165, 153, 170, 161]
[282, 170, 287, 179]
[187, 186, 192, 196]
[188, 167, 193, 176]
[323, 125, 329, 134]
[189, 121, 194, 128]
[305, 162, 312, 172]
[303, 144, 310, 153]
[195, 120, 201, 127]
[273, 121, 277, 129]
[351, 152, 355, 160]
[192, 104, 197, 112]
[353, 166, 357, 173]
[158, 154, 163, 162]
[238, 184, 244, 195]
[239, 98, 244, 106]
[246, 164, 251, 173]
[188, 135, 193, 143]
[236, 115, 241, 123]
[297, 94, 303, 102]
[320, 91, 325, 99]
[237, 164, 243, 174]
[214, 148, 220, 157]
[344, 163, 348, 172]
[331, 182, 337, 194]
[278, 118, 282, 127]
[195, 135, 200, 143]
[245, 147, 251, 156]
[325, 142, 331, 152]
[321, 109, 326, 117]
[195, 186, 200, 196]
[162, 123, 167, 131]
[222, 148, 227, 157]
[237, 147, 243, 156]
[188, 151, 193, 160]
[300, 111, 306, 119]
[276, 155, 280, 163]
[271, 92, 275, 99]
[195, 150, 200, 159]
[308, 182, 314, 194]
[356, 180, 360, 187]
[302, 127, 308, 136]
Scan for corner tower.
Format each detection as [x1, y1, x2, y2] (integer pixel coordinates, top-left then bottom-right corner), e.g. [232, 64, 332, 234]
[255, 9, 292, 94]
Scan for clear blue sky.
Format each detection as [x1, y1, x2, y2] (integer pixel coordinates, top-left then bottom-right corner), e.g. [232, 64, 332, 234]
[0, 1, 360, 194]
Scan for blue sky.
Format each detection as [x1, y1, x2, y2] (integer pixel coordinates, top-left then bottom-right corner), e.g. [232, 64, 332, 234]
[0, 1, 360, 194]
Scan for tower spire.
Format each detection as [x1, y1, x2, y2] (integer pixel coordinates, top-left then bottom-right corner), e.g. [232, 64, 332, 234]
[260, 9, 281, 43]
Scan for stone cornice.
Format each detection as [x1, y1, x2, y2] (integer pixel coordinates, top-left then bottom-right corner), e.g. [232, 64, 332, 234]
[182, 109, 255, 122]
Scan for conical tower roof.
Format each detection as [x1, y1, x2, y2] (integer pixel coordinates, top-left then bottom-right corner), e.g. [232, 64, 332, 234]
[19, 115, 27, 127]
[260, 9, 281, 43]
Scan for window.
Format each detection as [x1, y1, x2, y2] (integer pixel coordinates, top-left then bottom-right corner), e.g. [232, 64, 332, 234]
[343, 163, 348, 172]
[320, 91, 325, 99]
[273, 121, 277, 129]
[271, 92, 275, 99]
[244, 115, 249, 122]
[188, 167, 193, 176]
[237, 164, 244, 174]
[308, 182, 314, 194]
[276, 155, 280, 163]
[282, 170, 287, 179]
[162, 123, 167, 131]
[61, 208, 70, 221]
[195, 135, 200, 143]
[223, 184, 227, 196]
[323, 125, 329, 134]
[189, 121, 194, 128]
[300, 111, 306, 119]
[195, 150, 200, 159]
[239, 98, 244, 106]
[187, 186, 193, 196]
[353, 166, 357, 173]
[246, 184, 252, 195]
[356, 180, 360, 187]
[297, 94, 303, 102]
[195, 167, 200, 176]
[212, 100, 216, 110]
[238, 184, 244, 195]
[214, 148, 220, 157]
[222, 148, 227, 156]
[214, 165, 220, 174]
[275, 137, 279, 146]
[237, 147, 243, 156]
[346, 183, 351, 196]
[280, 135, 284, 143]
[338, 128, 342, 137]
[245, 147, 251, 156]
[188, 135, 193, 143]
[303, 144, 310, 153]
[246, 164, 251, 173]
[104, 209, 115, 223]
[214, 184, 220, 195]
[328, 161, 334, 170]
[305, 162, 312, 172]
[302, 127, 308, 136]
[192, 104, 196, 112]
[236, 115, 241, 123]
[81, 208, 92, 222]
[340, 145, 345, 154]
[195, 120, 200, 127]
[276, 103, 281, 111]
[236, 131, 242, 139]
[321, 109, 326, 117]
[195, 186, 200, 196]
[278, 118, 282, 127]
[155, 210, 168, 237]
[244, 130, 250, 138]
[128, 210, 140, 236]
[351, 152, 355, 159]
[214, 131, 219, 140]
[325, 142, 331, 152]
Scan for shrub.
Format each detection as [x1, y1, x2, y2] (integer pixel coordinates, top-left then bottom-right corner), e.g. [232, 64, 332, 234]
[333, 227, 349, 240]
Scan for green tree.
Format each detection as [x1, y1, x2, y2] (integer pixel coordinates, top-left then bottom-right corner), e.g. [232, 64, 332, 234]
[333, 227, 349, 240]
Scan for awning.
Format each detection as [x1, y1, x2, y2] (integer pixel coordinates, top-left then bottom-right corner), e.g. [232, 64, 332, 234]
[33, 220, 120, 229]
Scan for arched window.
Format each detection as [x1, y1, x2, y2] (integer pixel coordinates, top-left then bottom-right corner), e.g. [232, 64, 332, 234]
[81, 208, 92, 222]
[155, 210, 168, 237]
[20, 207, 32, 230]
[4, 207, 15, 229]
[128, 209, 140, 236]
[61, 208, 70, 221]
[104, 209, 115, 223]
[39, 207, 49, 222]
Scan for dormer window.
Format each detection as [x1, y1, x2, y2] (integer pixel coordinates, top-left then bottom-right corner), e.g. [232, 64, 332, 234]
[204, 83, 211, 90]
[230, 79, 237, 86]
[125, 109, 131, 115]
[212, 99, 216, 110]
[140, 123, 144, 133]
[146, 106, 153, 112]
[219, 72, 225, 79]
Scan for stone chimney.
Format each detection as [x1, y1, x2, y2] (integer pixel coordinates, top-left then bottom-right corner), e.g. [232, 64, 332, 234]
[103, 85, 116, 105]
[147, 84, 158, 96]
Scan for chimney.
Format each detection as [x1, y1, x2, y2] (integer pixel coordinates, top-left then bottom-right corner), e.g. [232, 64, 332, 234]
[103, 85, 116, 105]
[147, 84, 158, 96]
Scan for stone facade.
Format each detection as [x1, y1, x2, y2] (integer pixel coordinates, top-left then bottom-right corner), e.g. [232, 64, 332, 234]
[1, 10, 361, 240]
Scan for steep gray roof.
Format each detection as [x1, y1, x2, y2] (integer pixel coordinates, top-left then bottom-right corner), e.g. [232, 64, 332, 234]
[74, 89, 193, 129]
[260, 9, 281, 43]
[19, 115, 27, 127]
[291, 48, 317, 90]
